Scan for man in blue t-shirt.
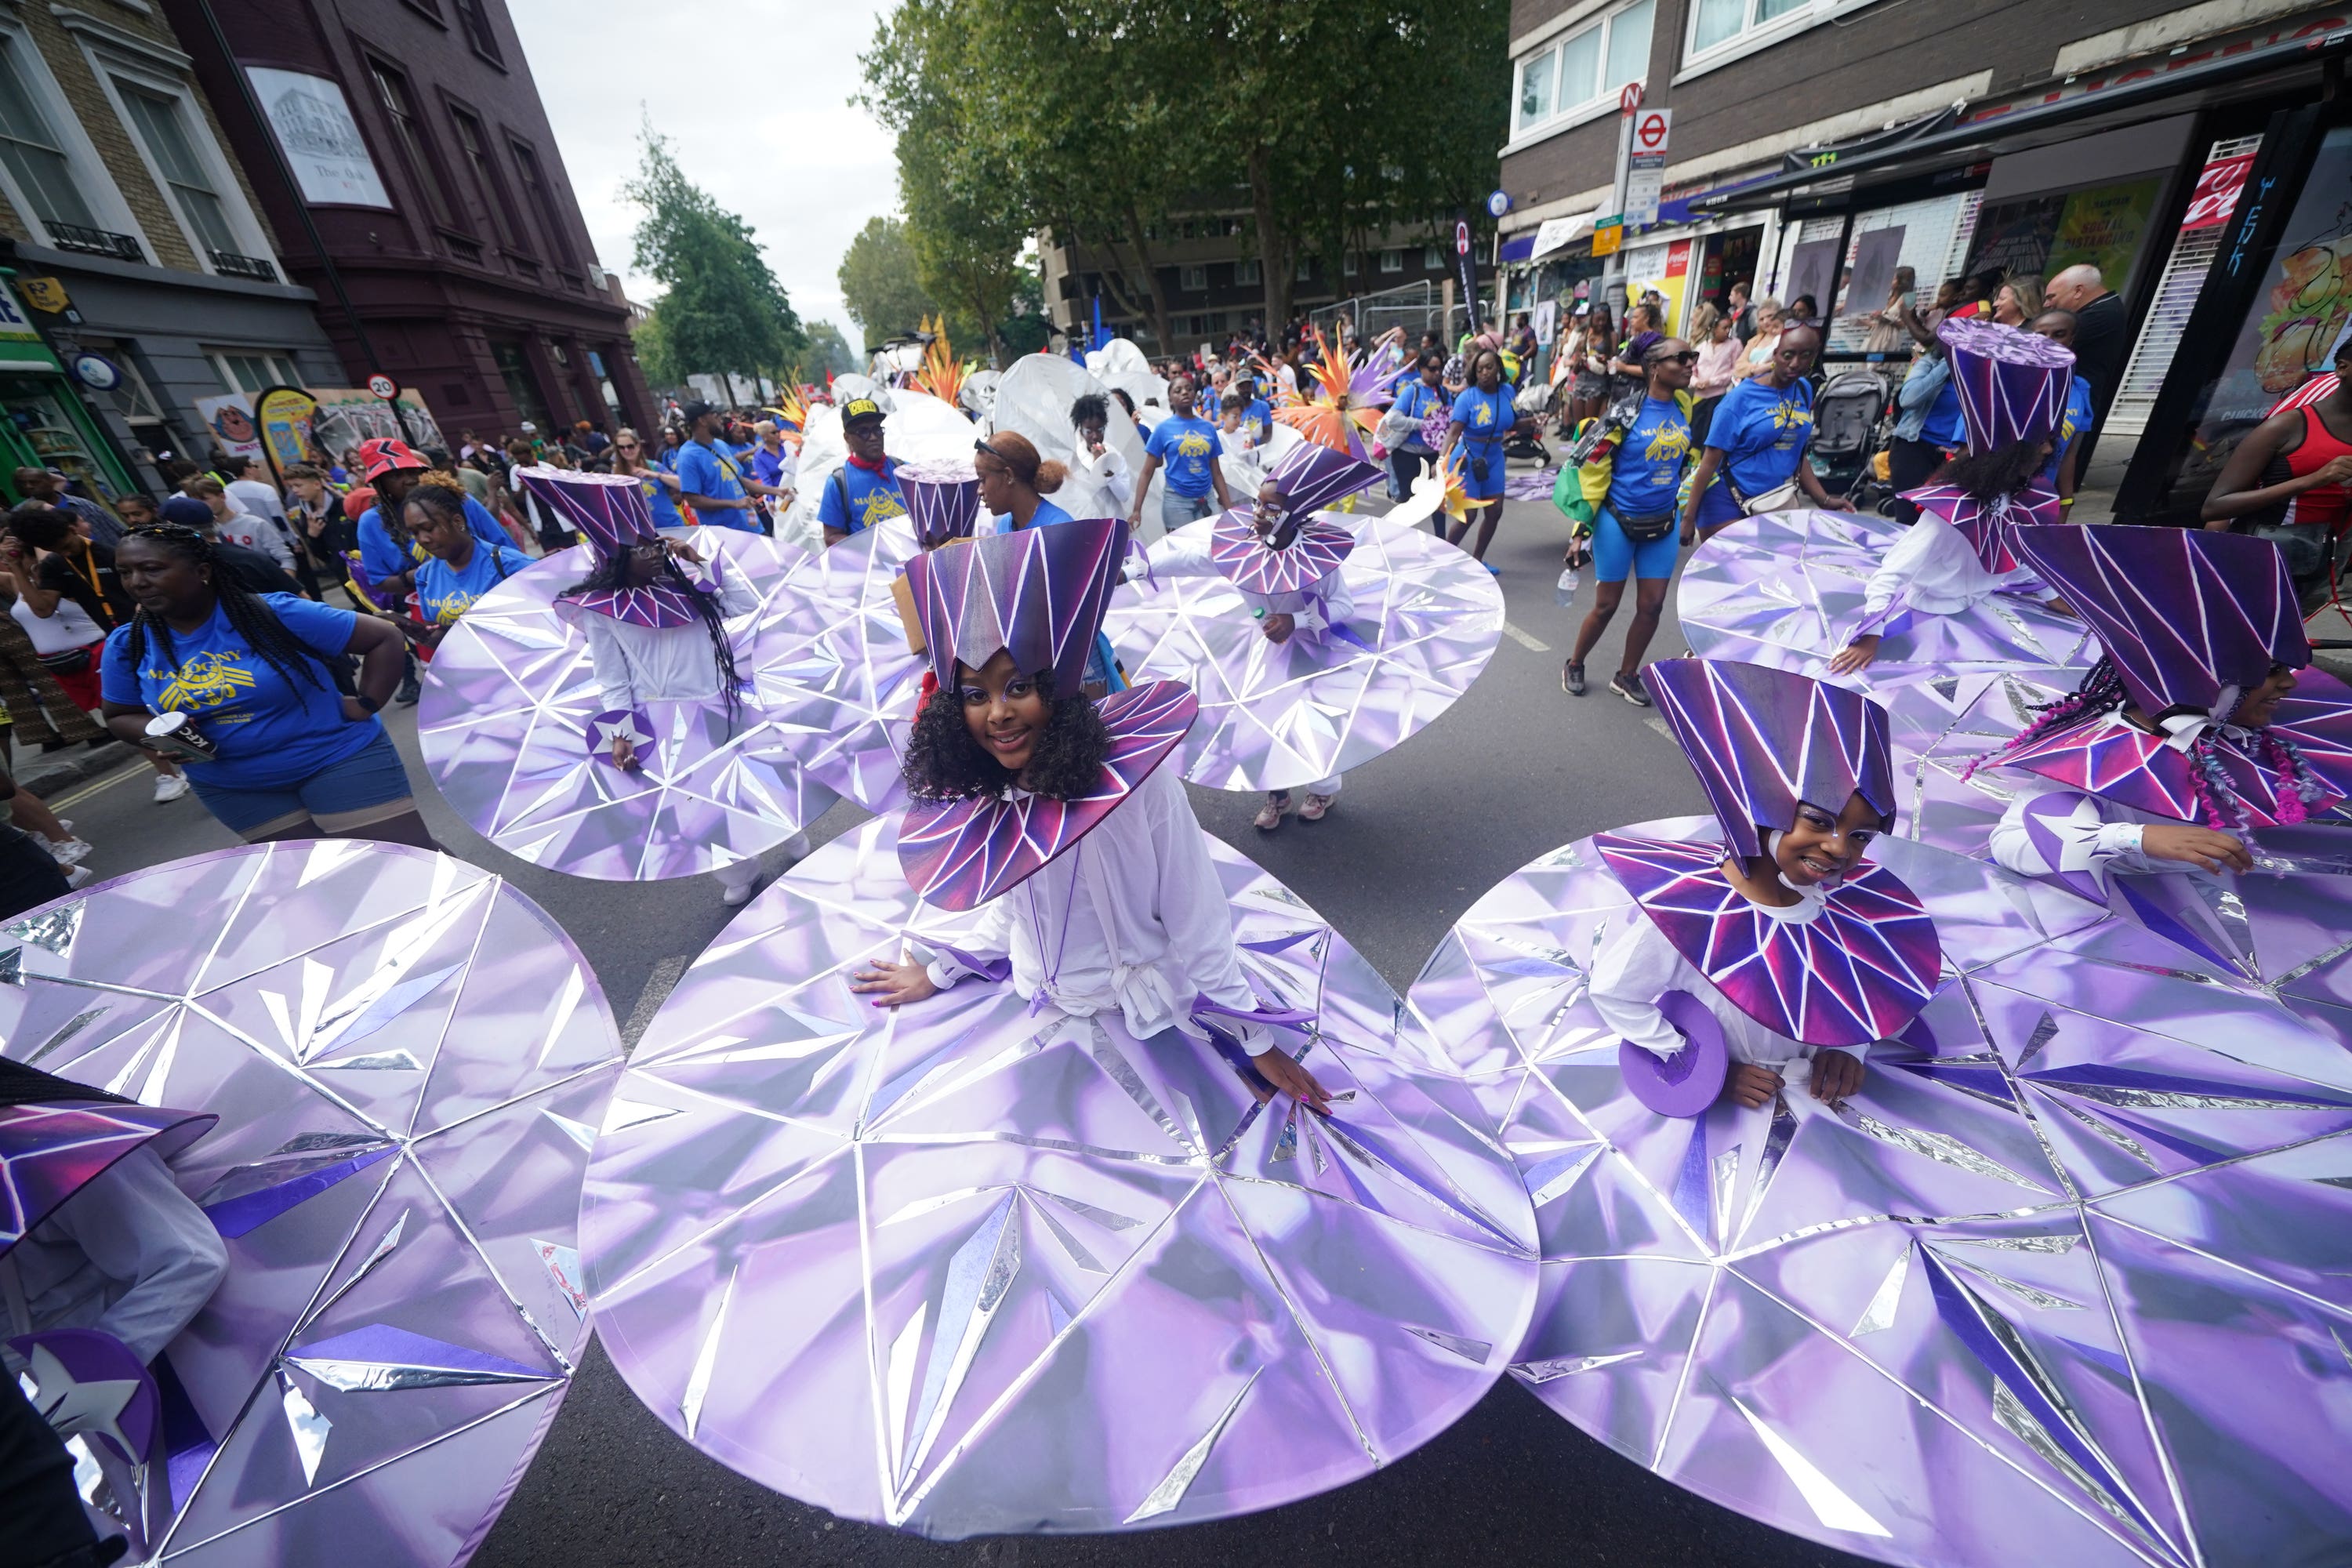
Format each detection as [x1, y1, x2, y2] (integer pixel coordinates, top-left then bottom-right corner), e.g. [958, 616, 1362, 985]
[674, 401, 767, 533]
[1232, 375, 1274, 445]
[2029, 309, 2096, 505]
[817, 397, 907, 544]
[1130, 375, 1233, 532]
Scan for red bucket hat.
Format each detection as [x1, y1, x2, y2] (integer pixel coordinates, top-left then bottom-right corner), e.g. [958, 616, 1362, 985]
[357, 437, 428, 482]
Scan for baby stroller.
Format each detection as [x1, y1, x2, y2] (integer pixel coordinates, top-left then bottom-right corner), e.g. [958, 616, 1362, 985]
[1810, 368, 1891, 507]
[1508, 381, 1554, 466]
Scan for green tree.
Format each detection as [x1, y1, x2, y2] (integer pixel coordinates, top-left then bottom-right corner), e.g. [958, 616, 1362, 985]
[838, 216, 938, 350]
[789, 320, 859, 383]
[625, 124, 804, 405]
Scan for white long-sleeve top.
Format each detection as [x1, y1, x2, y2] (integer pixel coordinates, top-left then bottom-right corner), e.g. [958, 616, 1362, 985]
[1, 1146, 227, 1367]
[578, 571, 759, 711]
[924, 764, 1273, 1053]
[1860, 513, 2034, 628]
[1987, 733, 2180, 888]
[1074, 445, 1134, 518]
[1588, 886, 1865, 1073]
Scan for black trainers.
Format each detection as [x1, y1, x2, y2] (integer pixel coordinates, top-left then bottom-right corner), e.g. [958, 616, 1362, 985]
[1610, 669, 1651, 707]
[395, 674, 421, 706]
[1563, 661, 1587, 696]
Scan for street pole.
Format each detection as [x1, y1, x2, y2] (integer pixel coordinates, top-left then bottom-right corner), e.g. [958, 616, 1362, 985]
[1602, 88, 1635, 310]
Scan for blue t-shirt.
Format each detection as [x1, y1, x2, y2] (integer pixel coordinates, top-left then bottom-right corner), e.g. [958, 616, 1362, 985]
[357, 495, 504, 584]
[750, 445, 793, 489]
[635, 472, 686, 531]
[1007, 498, 1074, 531]
[1605, 397, 1693, 519]
[415, 542, 533, 626]
[1919, 376, 1966, 449]
[819, 459, 907, 535]
[675, 439, 758, 532]
[2038, 375, 2096, 488]
[1383, 383, 1439, 451]
[1243, 397, 1274, 443]
[1145, 417, 1223, 497]
[100, 593, 381, 790]
[1451, 386, 1515, 447]
[1706, 378, 1815, 498]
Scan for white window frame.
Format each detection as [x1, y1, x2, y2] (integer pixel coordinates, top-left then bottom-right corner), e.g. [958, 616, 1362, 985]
[0, 16, 143, 252]
[1180, 263, 1207, 291]
[1342, 252, 1359, 276]
[71, 24, 277, 278]
[1423, 245, 1444, 268]
[1380, 249, 1404, 273]
[1677, 0, 1878, 84]
[1502, 0, 1654, 158]
[204, 347, 304, 394]
[1235, 257, 1261, 286]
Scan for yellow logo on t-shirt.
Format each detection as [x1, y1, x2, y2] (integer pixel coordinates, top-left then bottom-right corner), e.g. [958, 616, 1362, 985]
[430, 590, 479, 625]
[1769, 397, 1813, 433]
[1174, 429, 1214, 459]
[1472, 402, 1494, 426]
[859, 485, 908, 528]
[1644, 423, 1690, 463]
[151, 651, 256, 713]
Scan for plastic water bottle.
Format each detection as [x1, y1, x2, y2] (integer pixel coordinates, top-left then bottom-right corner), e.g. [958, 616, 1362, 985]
[1555, 566, 1580, 606]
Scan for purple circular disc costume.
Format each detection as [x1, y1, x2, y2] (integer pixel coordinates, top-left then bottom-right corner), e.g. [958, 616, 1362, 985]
[1679, 510, 2095, 685]
[417, 533, 839, 880]
[1410, 815, 2352, 1567]
[1102, 517, 1504, 793]
[1, 842, 622, 1564]
[582, 818, 1539, 1537]
[761, 515, 927, 814]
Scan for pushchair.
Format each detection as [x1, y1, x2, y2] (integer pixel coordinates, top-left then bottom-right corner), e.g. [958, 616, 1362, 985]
[1811, 368, 1891, 508]
[1508, 381, 1554, 466]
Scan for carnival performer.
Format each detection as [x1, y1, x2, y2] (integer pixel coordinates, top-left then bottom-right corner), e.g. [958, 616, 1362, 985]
[407, 477, 534, 648]
[1828, 318, 2079, 677]
[1130, 374, 1234, 533]
[847, 517, 1330, 1110]
[0, 1059, 224, 1372]
[528, 466, 779, 904]
[1069, 392, 1135, 518]
[1965, 524, 2350, 895]
[1588, 658, 1937, 1113]
[1442, 346, 1515, 568]
[1559, 336, 1697, 706]
[972, 432, 1074, 533]
[817, 396, 909, 544]
[1682, 322, 1833, 539]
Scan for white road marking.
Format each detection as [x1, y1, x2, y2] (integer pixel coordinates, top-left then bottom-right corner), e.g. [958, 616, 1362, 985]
[1501, 622, 1552, 652]
[1643, 716, 1673, 741]
[44, 762, 148, 811]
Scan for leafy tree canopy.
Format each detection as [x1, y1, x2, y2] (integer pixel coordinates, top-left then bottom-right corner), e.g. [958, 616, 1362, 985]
[625, 124, 805, 390]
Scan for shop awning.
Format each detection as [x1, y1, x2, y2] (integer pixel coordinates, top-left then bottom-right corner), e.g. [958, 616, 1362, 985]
[1693, 24, 2352, 214]
[1500, 233, 1537, 263]
[1530, 209, 1605, 260]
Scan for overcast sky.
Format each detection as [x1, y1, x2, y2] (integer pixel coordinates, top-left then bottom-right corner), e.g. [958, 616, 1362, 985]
[508, 0, 898, 349]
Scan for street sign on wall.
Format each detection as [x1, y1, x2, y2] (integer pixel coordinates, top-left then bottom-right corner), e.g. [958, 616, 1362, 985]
[1625, 108, 1671, 228]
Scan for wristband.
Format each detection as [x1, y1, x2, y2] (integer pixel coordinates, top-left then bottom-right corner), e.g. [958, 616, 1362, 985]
[356, 694, 383, 713]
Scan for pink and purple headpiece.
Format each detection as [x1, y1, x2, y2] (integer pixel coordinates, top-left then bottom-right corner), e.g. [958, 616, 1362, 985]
[1645, 658, 1899, 860]
[1939, 317, 2075, 454]
[1206, 441, 1378, 595]
[1263, 441, 1383, 518]
[906, 514, 1129, 695]
[2009, 524, 2307, 720]
[896, 459, 982, 548]
[0, 1060, 215, 1261]
[898, 517, 1199, 909]
[524, 466, 714, 629]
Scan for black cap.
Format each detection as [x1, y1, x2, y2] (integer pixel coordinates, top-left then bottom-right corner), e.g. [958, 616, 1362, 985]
[680, 399, 715, 424]
[840, 395, 885, 427]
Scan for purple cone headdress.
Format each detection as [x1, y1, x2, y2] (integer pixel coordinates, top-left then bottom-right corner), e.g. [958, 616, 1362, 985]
[0, 1061, 216, 1261]
[898, 517, 1199, 909]
[1264, 441, 1384, 518]
[1939, 317, 2075, 454]
[1644, 658, 1899, 859]
[1607, 660, 1936, 1047]
[896, 458, 982, 548]
[524, 465, 714, 628]
[1207, 441, 1377, 595]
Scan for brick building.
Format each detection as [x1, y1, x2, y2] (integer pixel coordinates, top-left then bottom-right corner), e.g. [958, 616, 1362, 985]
[0, 1, 344, 498]
[1489, 0, 2352, 519]
[158, 0, 654, 442]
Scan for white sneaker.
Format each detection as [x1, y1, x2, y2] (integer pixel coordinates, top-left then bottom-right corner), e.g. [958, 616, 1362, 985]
[63, 865, 92, 889]
[720, 876, 760, 907]
[46, 837, 92, 866]
[154, 773, 191, 803]
[784, 832, 812, 860]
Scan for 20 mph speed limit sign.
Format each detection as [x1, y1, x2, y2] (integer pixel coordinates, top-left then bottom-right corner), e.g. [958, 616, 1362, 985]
[367, 372, 398, 401]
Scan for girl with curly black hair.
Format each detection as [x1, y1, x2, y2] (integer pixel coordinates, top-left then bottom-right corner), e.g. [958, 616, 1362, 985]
[98, 525, 430, 846]
[900, 661, 1110, 804]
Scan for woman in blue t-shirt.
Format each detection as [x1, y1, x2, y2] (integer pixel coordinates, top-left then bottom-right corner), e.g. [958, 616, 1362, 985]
[1682, 321, 1835, 540]
[99, 526, 429, 845]
[1442, 347, 1517, 569]
[1386, 349, 1450, 507]
[1561, 339, 1697, 707]
[406, 481, 535, 649]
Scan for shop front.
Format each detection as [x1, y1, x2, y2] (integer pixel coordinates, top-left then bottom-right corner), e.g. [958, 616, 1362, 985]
[0, 278, 136, 506]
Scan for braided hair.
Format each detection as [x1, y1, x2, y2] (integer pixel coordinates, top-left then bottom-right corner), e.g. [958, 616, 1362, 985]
[119, 525, 331, 695]
[561, 548, 743, 724]
[1929, 436, 2050, 503]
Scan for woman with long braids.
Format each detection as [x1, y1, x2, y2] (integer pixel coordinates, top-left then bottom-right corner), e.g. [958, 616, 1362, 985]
[97, 525, 426, 845]
[1829, 318, 2081, 678]
[848, 517, 1331, 1109]
[1965, 524, 2352, 897]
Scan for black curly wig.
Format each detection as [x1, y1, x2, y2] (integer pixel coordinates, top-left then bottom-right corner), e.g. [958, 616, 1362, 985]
[902, 666, 1113, 803]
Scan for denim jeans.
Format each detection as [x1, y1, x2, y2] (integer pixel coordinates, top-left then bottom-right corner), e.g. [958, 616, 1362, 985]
[1162, 490, 1216, 529]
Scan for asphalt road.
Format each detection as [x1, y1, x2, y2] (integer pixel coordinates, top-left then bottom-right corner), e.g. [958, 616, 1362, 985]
[51, 483, 1877, 1568]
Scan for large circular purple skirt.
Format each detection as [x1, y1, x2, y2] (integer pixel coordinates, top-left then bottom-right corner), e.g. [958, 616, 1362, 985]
[418, 533, 839, 879]
[1102, 517, 1504, 793]
[2, 842, 622, 1564]
[1679, 510, 2096, 688]
[759, 516, 925, 813]
[1410, 815, 2352, 1568]
[582, 818, 1539, 1537]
